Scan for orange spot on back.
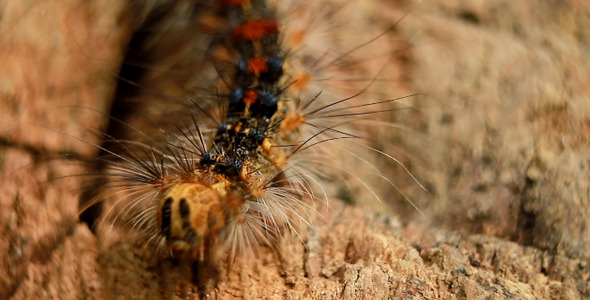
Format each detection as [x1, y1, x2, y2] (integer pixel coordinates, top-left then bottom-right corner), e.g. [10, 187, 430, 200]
[233, 19, 278, 41]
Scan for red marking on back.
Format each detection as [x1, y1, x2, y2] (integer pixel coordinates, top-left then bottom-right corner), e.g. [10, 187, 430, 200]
[248, 57, 268, 76]
[243, 89, 258, 105]
[233, 19, 278, 41]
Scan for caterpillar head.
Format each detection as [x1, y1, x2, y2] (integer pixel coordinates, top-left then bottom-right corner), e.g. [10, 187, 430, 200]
[158, 181, 235, 261]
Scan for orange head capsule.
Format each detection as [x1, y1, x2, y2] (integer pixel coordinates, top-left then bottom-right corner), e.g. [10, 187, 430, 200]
[158, 181, 236, 260]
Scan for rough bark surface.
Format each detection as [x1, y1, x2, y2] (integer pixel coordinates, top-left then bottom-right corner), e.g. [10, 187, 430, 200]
[1, 0, 589, 299]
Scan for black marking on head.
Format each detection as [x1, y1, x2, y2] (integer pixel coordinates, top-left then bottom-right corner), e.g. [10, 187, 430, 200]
[178, 198, 198, 244]
[161, 197, 173, 237]
[179, 198, 190, 219]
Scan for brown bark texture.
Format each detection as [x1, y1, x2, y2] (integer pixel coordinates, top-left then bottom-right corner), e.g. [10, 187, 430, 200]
[1, 0, 589, 299]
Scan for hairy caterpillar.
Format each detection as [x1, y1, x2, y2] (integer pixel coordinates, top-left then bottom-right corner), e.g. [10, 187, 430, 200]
[7, 1, 590, 299]
[71, 0, 419, 262]
[3, 0, 424, 297]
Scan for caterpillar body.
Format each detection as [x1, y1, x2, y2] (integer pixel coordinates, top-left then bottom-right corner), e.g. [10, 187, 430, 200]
[0, 0, 428, 298]
[80, 0, 417, 280]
